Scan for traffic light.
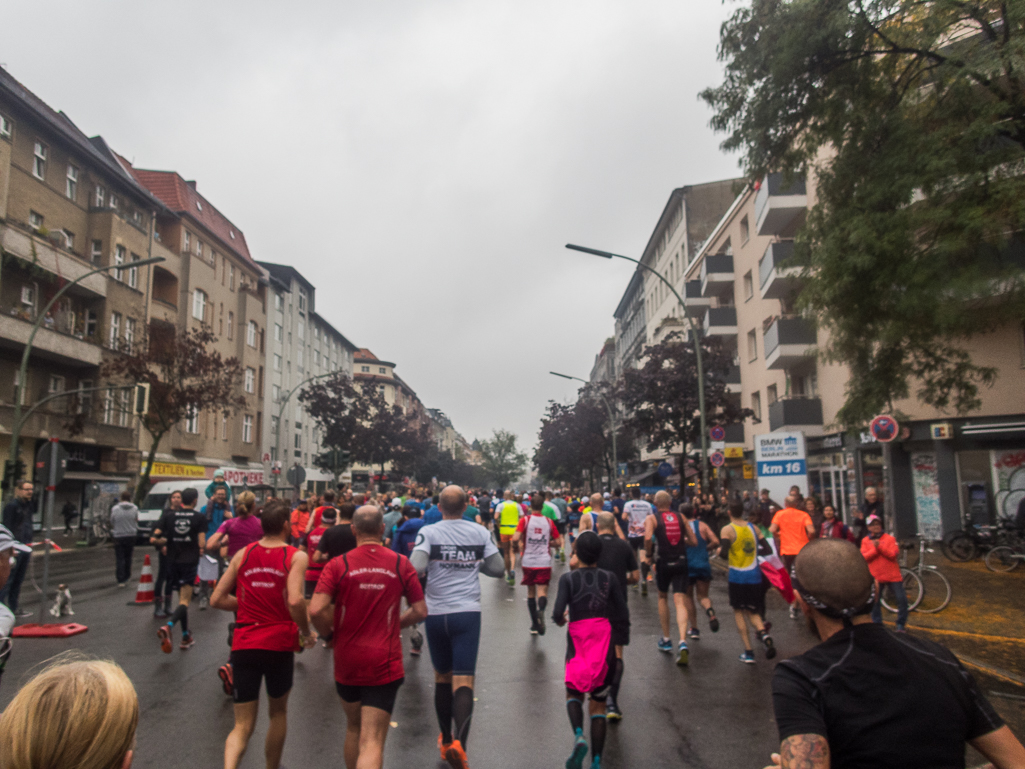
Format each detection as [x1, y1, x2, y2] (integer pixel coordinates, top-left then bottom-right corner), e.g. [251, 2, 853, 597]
[2, 459, 26, 490]
[133, 382, 151, 416]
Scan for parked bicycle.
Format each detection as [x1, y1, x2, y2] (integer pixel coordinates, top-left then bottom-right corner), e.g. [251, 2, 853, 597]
[985, 541, 1025, 572]
[881, 538, 952, 614]
[942, 510, 1020, 562]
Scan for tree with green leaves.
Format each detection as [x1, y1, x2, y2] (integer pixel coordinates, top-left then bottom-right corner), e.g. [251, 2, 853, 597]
[618, 333, 750, 475]
[298, 371, 370, 485]
[479, 429, 529, 489]
[701, 0, 1025, 427]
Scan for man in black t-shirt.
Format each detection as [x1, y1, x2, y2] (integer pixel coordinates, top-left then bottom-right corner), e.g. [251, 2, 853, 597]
[313, 503, 357, 563]
[770, 538, 1025, 769]
[151, 487, 206, 653]
[595, 512, 638, 722]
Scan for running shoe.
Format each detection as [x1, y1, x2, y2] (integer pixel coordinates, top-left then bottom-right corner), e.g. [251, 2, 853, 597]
[676, 641, 689, 666]
[657, 637, 673, 653]
[218, 663, 233, 696]
[687, 628, 700, 641]
[566, 730, 589, 769]
[157, 625, 173, 654]
[739, 650, 756, 664]
[640, 582, 648, 597]
[536, 614, 546, 636]
[606, 701, 622, 722]
[179, 631, 195, 650]
[410, 628, 423, 656]
[199, 594, 209, 611]
[894, 626, 907, 633]
[707, 608, 720, 633]
[757, 630, 777, 659]
[590, 757, 602, 769]
[506, 573, 515, 587]
[443, 739, 470, 769]
[530, 625, 539, 636]
[789, 604, 800, 620]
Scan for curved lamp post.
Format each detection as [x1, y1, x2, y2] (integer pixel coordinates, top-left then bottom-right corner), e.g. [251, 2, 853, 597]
[550, 371, 618, 485]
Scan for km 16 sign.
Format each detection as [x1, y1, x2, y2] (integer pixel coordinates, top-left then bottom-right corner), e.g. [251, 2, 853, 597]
[755, 432, 808, 504]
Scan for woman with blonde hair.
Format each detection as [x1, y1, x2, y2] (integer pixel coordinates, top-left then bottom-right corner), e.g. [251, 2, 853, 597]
[0, 656, 138, 769]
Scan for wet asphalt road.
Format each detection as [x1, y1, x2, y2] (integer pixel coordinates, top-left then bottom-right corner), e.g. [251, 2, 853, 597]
[0, 545, 819, 768]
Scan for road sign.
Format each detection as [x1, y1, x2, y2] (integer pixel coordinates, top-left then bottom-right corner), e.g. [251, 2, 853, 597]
[35, 440, 68, 488]
[725, 447, 744, 459]
[286, 464, 306, 487]
[755, 432, 808, 501]
[709, 425, 726, 442]
[657, 462, 674, 478]
[869, 414, 899, 443]
[271, 466, 281, 475]
[710, 451, 725, 468]
[742, 463, 755, 479]
[710, 441, 726, 451]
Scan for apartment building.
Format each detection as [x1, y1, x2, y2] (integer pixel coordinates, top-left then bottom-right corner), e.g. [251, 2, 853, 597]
[259, 262, 357, 494]
[0, 67, 171, 520]
[127, 165, 269, 487]
[682, 173, 1025, 538]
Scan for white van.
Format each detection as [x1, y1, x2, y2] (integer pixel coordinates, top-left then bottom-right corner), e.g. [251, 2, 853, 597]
[137, 480, 209, 538]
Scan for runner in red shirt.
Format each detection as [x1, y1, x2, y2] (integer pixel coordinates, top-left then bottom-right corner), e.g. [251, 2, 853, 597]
[513, 494, 562, 636]
[211, 499, 316, 769]
[310, 505, 427, 769]
[301, 506, 336, 600]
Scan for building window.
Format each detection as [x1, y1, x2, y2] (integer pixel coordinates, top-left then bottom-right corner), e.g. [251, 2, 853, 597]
[743, 271, 754, 301]
[90, 239, 102, 264]
[109, 193, 118, 210]
[314, 349, 320, 367]
[0, 114, 11, 138]
[32, 141, 47, 179]
[297, 347, 303, 368]
[103, 388, 116, 424]
[271, 415, 280, 435]
[197, 240, 204, 259]
[29, 211, 43, 230]
[361, 365, 370, 373]
[275, 293, 284, 311]
[77, 379, 93, 415]
[314, 326, 320, 340]
[185, 405, 199, 434]
[298, 290, 307, 314]
[183, 230, 191, 253]
[243, 415, 253, 443]
[66, 164, 79, 199]
[94, 185, 105, 208]
[117, 389, 131, 427]
[221, 414, 228, 440]
[751, 391, 762, 421]
[767, 384, 778, 405]
[244, 367, 255, 394]
[378, 367, 386, 375]
[740, 216, 750, 244]
[192, 289, 207, 321]
[274, 354, 282, 371]
[247, 321, 257, 347]
[747, 329, 758, 362]
[85, 309, 97, 338]
[109, 312, 121, 349]
[297, 319, 304, 340]
[272, 384, 281, 402]
[124, 317, 136, 349]
[229, 265, 235, 291]
[49, 375, 65, 394]
[274, 323, 283, 342]
[128, 253, 140, 289]
[227, 312, 234, 339]
[113, 245, 126, 281]
[62, 230, 74, 249]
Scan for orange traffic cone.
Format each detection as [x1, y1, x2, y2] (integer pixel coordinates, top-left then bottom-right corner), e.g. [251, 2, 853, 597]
[133, 554, 155, 604]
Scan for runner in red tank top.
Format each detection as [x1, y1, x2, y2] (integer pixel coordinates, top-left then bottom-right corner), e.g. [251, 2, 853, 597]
[211, 500, 316, 769]
[302, 506, 336, 601]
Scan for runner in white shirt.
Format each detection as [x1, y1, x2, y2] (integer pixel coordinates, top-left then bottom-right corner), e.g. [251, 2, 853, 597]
[411, 486, 505, 769]
[624, 488, 655, 596]
[513, 494, 563, 636]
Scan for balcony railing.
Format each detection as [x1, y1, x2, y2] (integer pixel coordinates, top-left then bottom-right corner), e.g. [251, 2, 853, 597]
[700, 253, 735, 297]
[724, 422, 745, 443]
[754, 173, 808, 237]
[703, 306, 738, 337]
[683, 280, 712, 316]
[758, 241, 801, 299]
[763, 316, 816, 370]
[0, 313, 102, 367]
[768, 397, 824, 431]
[1, 225, 107, 298]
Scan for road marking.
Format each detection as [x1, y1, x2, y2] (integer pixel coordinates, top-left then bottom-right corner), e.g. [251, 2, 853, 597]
[907, 625, 1025, 645]
[955, 656, 1025, 687]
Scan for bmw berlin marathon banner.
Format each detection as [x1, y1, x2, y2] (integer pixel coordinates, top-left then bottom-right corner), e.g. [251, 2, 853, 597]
[755, 432, 808, 505]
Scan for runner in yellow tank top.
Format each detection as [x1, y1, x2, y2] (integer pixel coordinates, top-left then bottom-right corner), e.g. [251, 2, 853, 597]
[496, 492, 523, 584]
[718, 502, 776, 664]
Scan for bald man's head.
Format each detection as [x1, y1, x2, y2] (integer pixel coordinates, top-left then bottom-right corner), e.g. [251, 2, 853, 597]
[590, 493, 604, 509]
[794, 539, 873, 615]
[353, 505, 384, 539]
[439, 485, 468, 518]
[654, 490, 672, 510]
[596, 512, 617, 534]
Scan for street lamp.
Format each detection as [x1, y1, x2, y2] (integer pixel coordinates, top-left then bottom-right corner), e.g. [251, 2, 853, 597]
[273, 371, 340, 494]
[564, 243, 710, 493]
[6, 256, 165, 498]
[550, 371, 618, 487]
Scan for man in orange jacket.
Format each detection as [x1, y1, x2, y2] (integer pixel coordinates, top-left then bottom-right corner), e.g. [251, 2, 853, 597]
[860, 515, 907, 631]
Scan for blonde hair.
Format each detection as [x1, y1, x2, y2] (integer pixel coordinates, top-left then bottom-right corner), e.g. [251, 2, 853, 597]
[235, 491, 256, 517]
[0, 657, 138, 769]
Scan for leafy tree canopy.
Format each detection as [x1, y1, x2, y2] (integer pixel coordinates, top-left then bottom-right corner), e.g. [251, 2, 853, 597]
[479, 429, 529, 489]
[701, 0, 1025, 427]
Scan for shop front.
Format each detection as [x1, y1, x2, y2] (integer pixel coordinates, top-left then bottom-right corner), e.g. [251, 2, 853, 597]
[805, 432, 884, 528]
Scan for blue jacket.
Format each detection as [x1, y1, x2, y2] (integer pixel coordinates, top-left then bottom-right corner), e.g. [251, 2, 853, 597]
[205, 480, 232, 503]
[392, 518, 426, 556]
[422, 505, 442, 525]
[203, 500, 230, 537]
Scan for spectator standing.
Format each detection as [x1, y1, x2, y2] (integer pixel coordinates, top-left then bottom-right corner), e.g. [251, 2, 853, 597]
[61, 500, 77, 535]
[860, 514, 908, 631]
[0, 481, 36, 617]
[205, 468, 232, 504]
[819, 504, 854, 541]
[110, 491, 139, 587]
[757, 488, 775, 528]
[852, 486, 883, 544]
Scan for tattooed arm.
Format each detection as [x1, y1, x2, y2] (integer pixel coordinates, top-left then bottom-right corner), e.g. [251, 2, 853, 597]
[762, 735, 830, 769]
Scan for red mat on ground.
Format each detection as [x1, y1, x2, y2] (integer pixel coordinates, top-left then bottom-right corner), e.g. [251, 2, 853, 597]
[11, 623, 88, 638]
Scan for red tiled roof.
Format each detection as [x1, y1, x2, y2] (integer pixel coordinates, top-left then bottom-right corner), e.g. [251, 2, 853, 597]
[354, 348, 379, 361]
[121, 162, 254, 265]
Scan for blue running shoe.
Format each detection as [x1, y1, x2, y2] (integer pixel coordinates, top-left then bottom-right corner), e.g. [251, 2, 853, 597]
[676, 641, 689, 666]
[657, 637, 672, 652]
[590, 756, 602, 769]
[739, 650, 756, 664]
[566, 730, 588, 769]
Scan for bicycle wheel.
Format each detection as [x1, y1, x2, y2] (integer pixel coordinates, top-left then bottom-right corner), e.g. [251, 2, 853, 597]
[942, 533, 976, 562]
[881, 570, 922, 613]
[985, 546, 1021, 573]
[914, 568, 952, 613]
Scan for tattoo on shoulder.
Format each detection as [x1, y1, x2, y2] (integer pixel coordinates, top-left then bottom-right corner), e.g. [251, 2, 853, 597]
[781, 734, 830, 769]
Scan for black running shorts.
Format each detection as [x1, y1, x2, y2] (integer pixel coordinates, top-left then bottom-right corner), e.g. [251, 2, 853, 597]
[655, 558, 689, 595]
[167, 562, 198, 591]
[335, 678, 405, 713]
[728, 581, 766, 613]
[231, 649, 295, 703]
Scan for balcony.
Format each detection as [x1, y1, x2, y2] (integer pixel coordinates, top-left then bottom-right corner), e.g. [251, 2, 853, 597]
[0, 402, 135, 449]
[0, 314, 102, 368]
[700, 253, 734, 297]
[763, 316, 816, 370]
[724, 422, 745, 444]
[768, 397, 824, 432]
[703, 306, 738, 338]
[754, 173, 808, 237]
[725, 363, 741, 394]
[759, 241, 802, 299]
[683, 280, 712, 316]
[1, 226, 107, 298]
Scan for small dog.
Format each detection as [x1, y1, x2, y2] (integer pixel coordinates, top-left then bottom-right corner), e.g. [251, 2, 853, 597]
[49, 584, 74, 617]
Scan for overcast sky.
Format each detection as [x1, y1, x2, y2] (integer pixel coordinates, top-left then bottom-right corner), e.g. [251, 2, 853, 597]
[2, 1, 741, 453]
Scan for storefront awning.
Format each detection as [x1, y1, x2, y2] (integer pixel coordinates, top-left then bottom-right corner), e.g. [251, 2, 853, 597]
[961, 421, 1025, 436]
[63, 472, 133, 482]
